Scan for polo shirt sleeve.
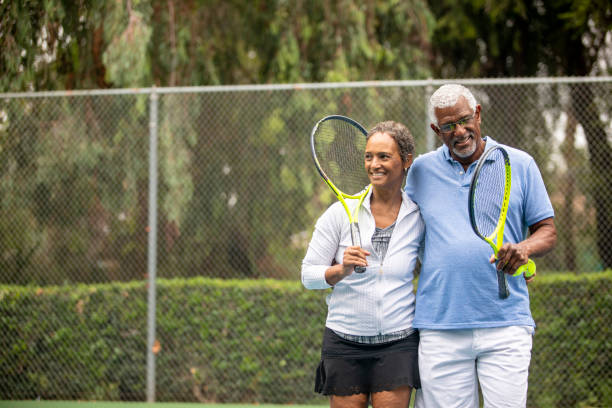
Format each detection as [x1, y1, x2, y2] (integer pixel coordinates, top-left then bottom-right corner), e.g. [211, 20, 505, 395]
[404, 159, 421, 203]
[524, 158, 555, 226]
[301, 204, 342, 289]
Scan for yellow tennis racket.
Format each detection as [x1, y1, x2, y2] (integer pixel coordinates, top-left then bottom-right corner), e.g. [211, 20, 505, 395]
[310, 115, 371, 273]
[469, 146, 536, 298]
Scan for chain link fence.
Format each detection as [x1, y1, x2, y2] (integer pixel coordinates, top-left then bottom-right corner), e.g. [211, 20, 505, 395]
[1, 78, 611, 406]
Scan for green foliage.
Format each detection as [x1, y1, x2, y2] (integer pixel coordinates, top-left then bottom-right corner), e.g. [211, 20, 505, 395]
[2, 0, 434, 92]
[0, 95, 150, 284]
[0, 0, 438, 283]
[428, 0, 612, 269]
[429, 0, 612, 78]
[0, 1, 111, 91]
[154, 278, 328, 403]
[529, 271, 612, 407]
[0, 278, 329, 404]
[1, 0, 610, 278]
[102, 3, 153, 87]
[0, 281, 148, 401]
[1, 272, 610, 405]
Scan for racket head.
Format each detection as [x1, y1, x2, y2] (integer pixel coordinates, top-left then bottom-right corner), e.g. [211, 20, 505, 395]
[310, 115, 371, 198]
[310, 115, 370, 274]
[468, 145, 511, 251]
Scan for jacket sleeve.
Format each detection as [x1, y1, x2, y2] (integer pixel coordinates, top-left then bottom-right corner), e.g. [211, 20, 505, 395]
[301, 204, 342, 290]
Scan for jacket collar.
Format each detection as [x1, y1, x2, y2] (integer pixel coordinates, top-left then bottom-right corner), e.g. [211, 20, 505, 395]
[362, 187, 419, 222]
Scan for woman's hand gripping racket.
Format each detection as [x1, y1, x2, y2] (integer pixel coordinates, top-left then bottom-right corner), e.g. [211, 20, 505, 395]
[310, 115, 371, 273]
[468, 146, 536, 298]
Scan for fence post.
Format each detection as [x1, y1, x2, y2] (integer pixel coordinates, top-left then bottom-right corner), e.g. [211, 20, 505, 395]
[425, 79, 434, 152]
[146, 87, 159, 403]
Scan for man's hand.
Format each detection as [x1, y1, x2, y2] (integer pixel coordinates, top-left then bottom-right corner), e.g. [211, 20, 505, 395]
[493, 242, 530, 276]
[489, 244, 535, 283]
[524, 271, 536, 284]
[488, 217, 556, 284]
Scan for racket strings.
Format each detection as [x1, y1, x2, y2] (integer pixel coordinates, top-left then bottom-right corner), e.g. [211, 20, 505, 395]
[473, 150, 507, 237]
[313, 120, 370, 195]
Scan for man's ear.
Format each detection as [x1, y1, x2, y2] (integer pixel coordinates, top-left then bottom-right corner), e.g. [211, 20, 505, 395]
[429, 123, 440, 137]
[404, 154, 413, 170]
[430, 123, 440, 137]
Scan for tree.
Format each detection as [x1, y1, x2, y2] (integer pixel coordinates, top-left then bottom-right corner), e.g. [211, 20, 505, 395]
[0, 0, 435, 283]
[147, 1, 435, 278]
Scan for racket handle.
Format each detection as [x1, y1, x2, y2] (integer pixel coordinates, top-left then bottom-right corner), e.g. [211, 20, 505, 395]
[350, 223, 366, 274]
[513, 258, 536, 278]
[497, 269, 510, 299]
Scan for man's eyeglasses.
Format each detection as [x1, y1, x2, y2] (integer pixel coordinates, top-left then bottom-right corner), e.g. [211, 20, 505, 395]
[438, 113, 476, 133]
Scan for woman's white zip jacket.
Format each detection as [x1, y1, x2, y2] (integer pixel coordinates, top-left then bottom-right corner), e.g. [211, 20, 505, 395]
[301, 189, 424, 336]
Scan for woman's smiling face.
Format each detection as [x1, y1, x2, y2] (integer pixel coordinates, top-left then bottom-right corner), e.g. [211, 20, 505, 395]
[365, 132, 410, 190]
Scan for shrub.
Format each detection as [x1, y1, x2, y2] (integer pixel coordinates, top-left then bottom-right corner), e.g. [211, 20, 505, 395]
[1, 271, 610, 406]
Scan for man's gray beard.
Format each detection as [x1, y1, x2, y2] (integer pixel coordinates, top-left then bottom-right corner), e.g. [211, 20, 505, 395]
[452, 135, 477, 158]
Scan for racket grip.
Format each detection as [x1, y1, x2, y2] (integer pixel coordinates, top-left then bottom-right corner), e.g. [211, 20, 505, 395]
[497, 269, 510, 299]
[513, 258, 536, 278]
[350, 223, 366, 274]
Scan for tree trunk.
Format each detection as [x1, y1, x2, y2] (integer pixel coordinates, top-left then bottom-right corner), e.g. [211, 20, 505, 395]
[571, 83, 612, 269]
[561, 111, 577, 271]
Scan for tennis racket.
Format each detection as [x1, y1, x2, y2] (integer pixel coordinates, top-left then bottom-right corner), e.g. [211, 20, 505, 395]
[310, 115, 372, 273]
[468, 145, 536, 298]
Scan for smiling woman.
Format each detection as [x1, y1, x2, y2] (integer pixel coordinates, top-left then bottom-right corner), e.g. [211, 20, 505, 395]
[365, 122, 415, 229]
[302, 120, 424, 408]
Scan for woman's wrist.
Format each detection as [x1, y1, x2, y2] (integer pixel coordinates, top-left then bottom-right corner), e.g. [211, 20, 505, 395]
[325, 263, 348, 286]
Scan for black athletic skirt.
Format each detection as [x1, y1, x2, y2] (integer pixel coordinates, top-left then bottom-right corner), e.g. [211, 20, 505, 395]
[315, 327, 420, 396]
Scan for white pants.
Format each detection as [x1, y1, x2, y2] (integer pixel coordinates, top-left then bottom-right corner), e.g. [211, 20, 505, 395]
[415, 326, 534, 408]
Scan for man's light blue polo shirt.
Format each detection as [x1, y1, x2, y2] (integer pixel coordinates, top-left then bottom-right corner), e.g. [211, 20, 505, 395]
[405, 137, 554, 329]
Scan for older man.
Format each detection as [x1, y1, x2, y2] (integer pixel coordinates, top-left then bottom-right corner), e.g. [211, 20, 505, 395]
[406, 84, 557, 407]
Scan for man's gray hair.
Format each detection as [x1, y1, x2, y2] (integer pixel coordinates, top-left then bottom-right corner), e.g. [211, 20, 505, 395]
[429, 84, 477, 123]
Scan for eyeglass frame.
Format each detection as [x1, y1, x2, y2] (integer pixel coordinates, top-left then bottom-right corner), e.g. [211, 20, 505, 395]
[437, 112, 477, 134]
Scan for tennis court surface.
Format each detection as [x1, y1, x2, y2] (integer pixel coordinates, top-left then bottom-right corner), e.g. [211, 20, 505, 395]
[1, 402, 325, 408]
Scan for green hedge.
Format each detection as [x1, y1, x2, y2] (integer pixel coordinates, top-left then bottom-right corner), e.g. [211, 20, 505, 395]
[1, 271, 610, 406]
[528, 271, 611, 407]
[0, 278, 328, 404]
